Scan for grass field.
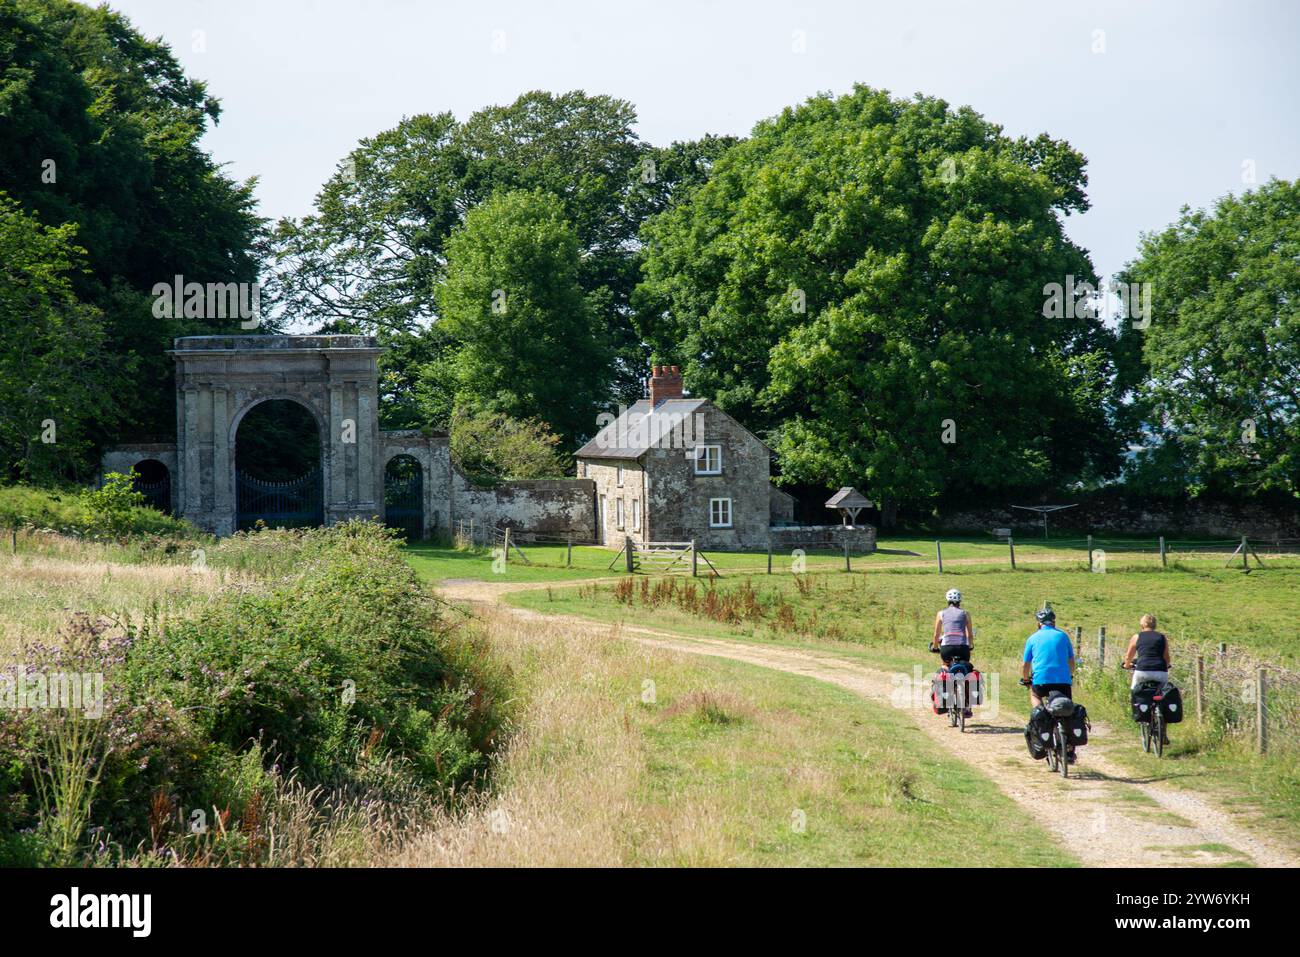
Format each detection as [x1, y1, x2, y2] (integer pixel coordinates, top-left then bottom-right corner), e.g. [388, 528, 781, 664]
[501, 556, 1300, 848]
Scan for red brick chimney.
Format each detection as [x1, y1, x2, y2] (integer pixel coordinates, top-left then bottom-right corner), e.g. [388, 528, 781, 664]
[648, 365, 684, 406]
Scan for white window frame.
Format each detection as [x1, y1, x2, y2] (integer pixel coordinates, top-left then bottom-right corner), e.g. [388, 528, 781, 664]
[694, 445, 722, 475]
[616, 465, 624, 487]
[616, 498, 625, 530]
[632, 498, 641, 532]
[709, 497, 732, 528]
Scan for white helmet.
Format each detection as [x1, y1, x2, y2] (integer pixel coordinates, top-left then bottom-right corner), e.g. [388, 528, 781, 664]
[946, 589, 962, 604]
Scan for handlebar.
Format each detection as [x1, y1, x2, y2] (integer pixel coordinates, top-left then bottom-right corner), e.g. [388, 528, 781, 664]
[1019, 678, 1032, 688]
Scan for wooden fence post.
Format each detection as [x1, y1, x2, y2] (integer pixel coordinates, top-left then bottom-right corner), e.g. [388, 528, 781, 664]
[469, 518, 475, 548]
[1097, 626, 1106, 669]
[503, 527, 510, 566]
[1195, 655, 1205, 723]
[1008, 535, 1016, 570]
[767, 540, 773, 575]
[9, 526, 15, 556]
[936, 540, 943, 574]
[1074, 625, 1082, 660]
[1242, 535, 1249, 571]
[1087, 534, 1093, 570]
[566, 534, 572, 568]
[844, 538, 851, 573]
[625, 535, 634, 573]
[1256, 668, 1267, 754]
[1159, 535, 1167, 567]
[691, 539, 697, 578]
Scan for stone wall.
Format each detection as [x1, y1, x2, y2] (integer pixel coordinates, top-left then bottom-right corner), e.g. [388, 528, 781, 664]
[643, 403, 772, 550]
[583, 459, 646, 546]
[940, 497, 1300, 540]
[769, 484, 796, 526]
[100, 444, 178, 484]
[378, 431, 451, 538]
[451, 472, 596, 539]
[769, 524, 877, 551]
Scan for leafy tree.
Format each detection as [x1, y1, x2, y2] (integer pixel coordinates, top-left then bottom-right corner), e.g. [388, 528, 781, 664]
[0, 0, 263, 448]
[434, 189, 608, 448]
[449, 408, 567, 485]
[1117, 179, 1300, 498]
[269, 92, 735, 424]
[638, 86, 1121, 513]
[0, 193, 113, 481]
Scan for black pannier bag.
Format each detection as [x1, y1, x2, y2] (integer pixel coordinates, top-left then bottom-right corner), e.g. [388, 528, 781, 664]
[1065, 703, 1090, 745]
[1045, 692, 1075, 718]
[1157, 683, 1184, 724]
[1025, 706, 1051, 759]
[1131, 684, 1157, 723]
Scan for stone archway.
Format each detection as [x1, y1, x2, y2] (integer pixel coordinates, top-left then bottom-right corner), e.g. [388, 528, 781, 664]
[170, 336, 384, 535]
[383, 454, 424, 540]
[233, 397, 325, 529]
[131, 458, 172, 514]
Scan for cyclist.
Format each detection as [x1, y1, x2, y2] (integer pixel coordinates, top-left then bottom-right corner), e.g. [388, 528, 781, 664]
[1123, 614, 1171, 689]
[1021, 606, 1075, 709]
[931, 589, 975, 718]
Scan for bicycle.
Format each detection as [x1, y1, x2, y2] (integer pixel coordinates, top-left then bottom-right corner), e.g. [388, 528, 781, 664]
[1124, 664, 1169, 758]
[1021, 679, 1076, 778]
[930, 647, 973, 732]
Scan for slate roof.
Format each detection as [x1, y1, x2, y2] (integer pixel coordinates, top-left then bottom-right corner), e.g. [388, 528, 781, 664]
[825, 487, 873, 509]
[574, 399, 708, 459]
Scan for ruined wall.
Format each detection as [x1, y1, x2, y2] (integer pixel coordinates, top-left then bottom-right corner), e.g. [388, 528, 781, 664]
[644, 403, 771, 550]
[101, 444, 178, 483]
[451, 472, 596, 539]
[769, 484, 796, 526]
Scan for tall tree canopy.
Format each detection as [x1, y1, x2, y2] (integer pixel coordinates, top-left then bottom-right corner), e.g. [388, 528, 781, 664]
[269, 91, 734, 428]
[0, 0, 263, 451]
[638, 86, 1122, 512]
[0, 193, 113, 480]
[1118, 178, 1300, 499]
[429, 189, 608, 448]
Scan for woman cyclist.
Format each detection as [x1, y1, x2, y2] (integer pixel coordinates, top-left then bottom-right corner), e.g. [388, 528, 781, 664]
[1123, 614, 1172, 688]
[931, 589, 974, 665]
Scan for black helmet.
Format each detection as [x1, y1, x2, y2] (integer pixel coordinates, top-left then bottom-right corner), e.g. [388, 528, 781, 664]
[1035, 606, 1056, 624]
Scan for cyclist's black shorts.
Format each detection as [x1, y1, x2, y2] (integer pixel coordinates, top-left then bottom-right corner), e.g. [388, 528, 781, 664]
[938, 644, 970, 664]
[1031, 683, 1072, 699]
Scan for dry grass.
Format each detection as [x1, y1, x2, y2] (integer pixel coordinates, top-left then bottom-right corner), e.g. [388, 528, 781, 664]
[0, 554, 238, 654]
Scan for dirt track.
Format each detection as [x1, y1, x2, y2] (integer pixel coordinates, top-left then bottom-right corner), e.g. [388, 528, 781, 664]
[439, 577, 1298, 868]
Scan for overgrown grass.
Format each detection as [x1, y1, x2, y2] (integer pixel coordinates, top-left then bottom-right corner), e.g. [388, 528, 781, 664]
[0, 522, 512, 866]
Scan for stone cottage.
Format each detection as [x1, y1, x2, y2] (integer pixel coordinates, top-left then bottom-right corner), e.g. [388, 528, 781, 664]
[574, 366, 796, 550]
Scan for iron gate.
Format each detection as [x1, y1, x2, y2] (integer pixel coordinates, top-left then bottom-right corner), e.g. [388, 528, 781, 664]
[236, 468, 323, 530]
[384, 458, 424, 540]
[133, 476, 171, 514]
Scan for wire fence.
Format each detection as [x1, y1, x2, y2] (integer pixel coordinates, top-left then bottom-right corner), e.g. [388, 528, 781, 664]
[1072, 627, 1299, 755]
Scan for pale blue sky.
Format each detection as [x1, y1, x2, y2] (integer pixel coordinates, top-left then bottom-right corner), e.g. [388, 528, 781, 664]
[111, 0, 1299, 282]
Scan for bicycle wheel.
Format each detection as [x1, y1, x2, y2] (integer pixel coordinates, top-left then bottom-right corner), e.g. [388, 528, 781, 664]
[1153, 707, 1165, 759]
[1140, 719, 1152, 753]
[956, 682, 966, 732]
[1045, 731, 1059, 772]
[1058, 726, 1070, 779]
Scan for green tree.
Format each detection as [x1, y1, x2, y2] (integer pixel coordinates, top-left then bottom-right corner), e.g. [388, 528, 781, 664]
[449, 408, 567, 485]
[433, 190, 608, 448]
[0, 0, 263, 448]
[0, 193, 113, 481]
[1117, 179, 1300, 498]
[638, 86, 1121, 513]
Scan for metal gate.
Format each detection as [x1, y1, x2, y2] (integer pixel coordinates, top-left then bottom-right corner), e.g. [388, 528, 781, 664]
[384, 458, 424, 540]
[133, 476, 171, 514]
[236, 468, 323, 530]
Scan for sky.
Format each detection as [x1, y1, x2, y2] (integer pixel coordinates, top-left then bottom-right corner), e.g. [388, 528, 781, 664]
[110, 0, 1300, 283]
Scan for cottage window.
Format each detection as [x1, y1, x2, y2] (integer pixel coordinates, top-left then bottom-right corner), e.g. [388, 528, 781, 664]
[709, 498, 732, 528]
[632, 499, 641, 532]
[617, 465, 624, 487]
[616, 498, 625, 530]
[695, 445, 722, 475]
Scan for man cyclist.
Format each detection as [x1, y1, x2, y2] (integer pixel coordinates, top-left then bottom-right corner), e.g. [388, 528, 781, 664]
[931, 589, 974, 717]
[1021, 606, 1075, 708]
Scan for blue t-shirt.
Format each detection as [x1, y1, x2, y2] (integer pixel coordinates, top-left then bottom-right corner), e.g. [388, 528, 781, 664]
[1023, 626, 1074, 685]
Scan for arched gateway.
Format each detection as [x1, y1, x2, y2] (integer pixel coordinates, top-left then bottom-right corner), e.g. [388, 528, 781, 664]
[100, 335, 595, 540]
[101, 336, 453, 536]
